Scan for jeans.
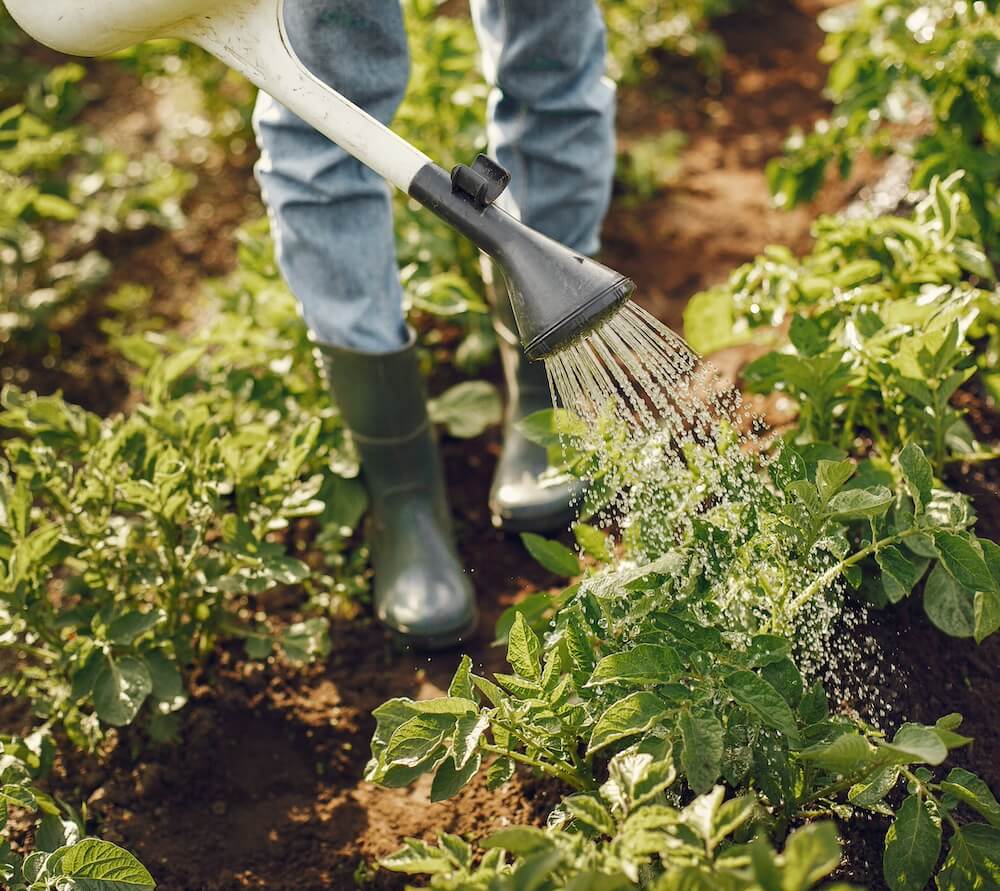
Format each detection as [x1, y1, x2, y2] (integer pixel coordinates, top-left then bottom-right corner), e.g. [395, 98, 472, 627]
[253, 0, 616, 353]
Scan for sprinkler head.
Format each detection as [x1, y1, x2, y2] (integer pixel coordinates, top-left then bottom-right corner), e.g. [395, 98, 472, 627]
[492, 225, 636, 361]
[411, 159, 635, 360]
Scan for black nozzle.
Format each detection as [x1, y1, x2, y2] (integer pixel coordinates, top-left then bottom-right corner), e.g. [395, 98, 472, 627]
[410, 161, 635, 360]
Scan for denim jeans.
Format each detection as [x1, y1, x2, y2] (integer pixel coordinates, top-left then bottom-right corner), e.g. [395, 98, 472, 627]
[253, 0, 616, 353]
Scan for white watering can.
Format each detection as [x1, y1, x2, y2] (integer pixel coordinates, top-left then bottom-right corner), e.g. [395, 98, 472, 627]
[4, 0, 636, 359]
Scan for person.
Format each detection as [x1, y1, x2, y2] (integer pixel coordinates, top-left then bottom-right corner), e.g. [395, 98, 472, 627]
[253, 0, 616, 648]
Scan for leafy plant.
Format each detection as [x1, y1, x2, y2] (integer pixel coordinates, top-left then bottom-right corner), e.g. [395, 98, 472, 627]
[603, 0, 744, 84]
[0, 61, 194, 350]
[367, 416, 1000, 883]
[383, 761, 848, 890]
[685, 173, 1000, 456]
[0, 383, 339, 748]
[616, 130, 687, 206]
[768, 0, 1000, 259]
[1, 728, 156, 890]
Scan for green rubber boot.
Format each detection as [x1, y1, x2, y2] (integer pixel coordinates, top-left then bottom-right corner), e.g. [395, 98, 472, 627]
[485, 261, 585, 532]
[319, 331, 478, 649]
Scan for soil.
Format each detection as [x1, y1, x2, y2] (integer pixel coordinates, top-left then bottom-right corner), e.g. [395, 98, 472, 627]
[4, 2, 998, 890]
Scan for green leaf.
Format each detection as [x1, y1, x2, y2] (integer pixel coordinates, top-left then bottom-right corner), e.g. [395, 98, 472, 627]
[383, 715, 453, 768]
[483, 826, 550, 855]
[485, 756, 515, 790]
[800, 732, 876, 773]
[924, 564, 976, 638]
[782, 821, 842, 891]
[746, 635, 791, 668]
[279, 618, 331, 663]
[60, 838, 155, 890]
[982, 538, 1000, 582]
[586, 644, 681, 687]
[761, 657, 804, 707]
[563, 793, 616, 836]
[520, 533, 581, 578]
[934, 532, 997, 594]
[798, 680, 829, 725]
[974, 590, 1000, 644]
[93, 657, 154, 728]
[244, 636, 273, 660]
[107, 610, 165, 646]
[447, 655, 475, 702]
[936, 823, 1000, 890]
[724, 671, 800, 745]
[507, 612, 542, 682]
[899, 444, 933, 510]
[679, 709, 723, 794]
[380, 838, 454, 875]
[941, 768, 1000, 827]
[881, 724, 948, 766]
[517, 409, 587, 448]
[142, 651, 186, 712]
[428, 382, 502, 438]
[573, 523, 612, 562]
[510, 849, 565, 890]
[33, 193, 79, 221]
[884, 795, 941, 891]
[430, 752, 481, 802]
[877, 546, 924, 605]
[452, 712, 489, 771]
[816, 459, 854, 502]
[588, 692, 669, 754]
[604, 749, 677, 812]
[825, 486, 894, 521]
[849, 767, 900, 809]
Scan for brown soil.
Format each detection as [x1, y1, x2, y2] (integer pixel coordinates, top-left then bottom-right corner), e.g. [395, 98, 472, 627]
[602, 0, 877, 334]
[5, 2, 997, 890]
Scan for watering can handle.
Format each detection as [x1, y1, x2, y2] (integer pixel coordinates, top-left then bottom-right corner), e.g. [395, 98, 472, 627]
[2, 0, 434, 192]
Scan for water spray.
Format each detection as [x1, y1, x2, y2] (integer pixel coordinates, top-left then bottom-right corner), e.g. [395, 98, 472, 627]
[3, 0, 635, 361]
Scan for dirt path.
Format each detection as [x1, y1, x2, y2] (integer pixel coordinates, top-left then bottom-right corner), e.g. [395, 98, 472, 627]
[11, 3, 998, 889]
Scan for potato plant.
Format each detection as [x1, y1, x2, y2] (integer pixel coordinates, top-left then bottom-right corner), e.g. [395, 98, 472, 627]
[0, 57, 194, 349]
[685, 174, 1000, 466]
[0, 382, 339, 748]
[385, 773, 848, 889]
[368, 442, 1000, 888]
[1, 730, 155, 889]
[2, 228, 367, 749]
[767, 0, 1000, 258]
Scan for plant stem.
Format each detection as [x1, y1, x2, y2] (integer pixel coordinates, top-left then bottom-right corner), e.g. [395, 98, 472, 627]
[787, 526, 924, 616]
[480, 743, 590, 791]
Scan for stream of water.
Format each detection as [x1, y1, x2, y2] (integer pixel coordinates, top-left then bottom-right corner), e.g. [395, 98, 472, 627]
[543, 300, 894, 726]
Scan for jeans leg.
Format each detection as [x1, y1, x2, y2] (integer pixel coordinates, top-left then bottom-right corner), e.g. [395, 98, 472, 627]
[253, 0, 410, 352]
[469, 0, 616, 256]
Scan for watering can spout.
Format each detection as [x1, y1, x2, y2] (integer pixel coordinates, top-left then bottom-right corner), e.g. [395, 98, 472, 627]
[3, 0, 635, 359]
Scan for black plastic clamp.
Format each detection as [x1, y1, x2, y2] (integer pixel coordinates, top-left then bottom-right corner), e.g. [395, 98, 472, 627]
[450, 154, 511, 209]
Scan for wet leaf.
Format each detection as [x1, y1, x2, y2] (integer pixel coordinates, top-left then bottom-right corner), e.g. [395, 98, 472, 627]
[679, 709, 724, 794]
[586, 644, 681, 687]
[588, 692, 669, 754]
[884, 795, 940, 891]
